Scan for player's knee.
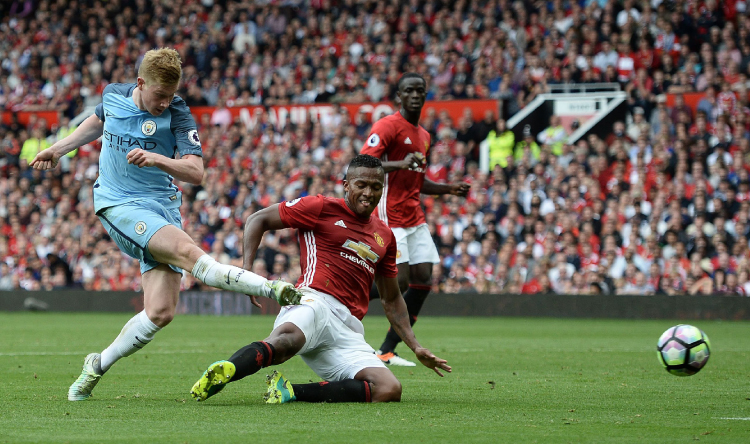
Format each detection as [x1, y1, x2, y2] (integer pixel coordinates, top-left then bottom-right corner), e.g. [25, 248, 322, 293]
[267, 329, 305, 364]
[146, 305, 174, 327]
[410, 265, 432, 286]
[174, 240, 199, 263]
[372, 379, 402, 402]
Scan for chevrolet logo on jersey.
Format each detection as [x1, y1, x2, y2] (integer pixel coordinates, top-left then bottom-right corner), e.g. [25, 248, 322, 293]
[342, 240, 379, 262]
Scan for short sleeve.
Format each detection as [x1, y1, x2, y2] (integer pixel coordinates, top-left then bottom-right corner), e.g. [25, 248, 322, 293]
[95, 102, 105, 121]
[278, 195, 325, 231]
[360, 118, 393, 158]
[95, 84, 112, 122]
[95, 83, 137, 123]
[376, 229, 399, 278]
[169, 96, 203, 157]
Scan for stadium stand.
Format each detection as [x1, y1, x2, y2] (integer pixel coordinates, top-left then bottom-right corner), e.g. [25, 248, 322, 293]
[2, 0, 750, 296]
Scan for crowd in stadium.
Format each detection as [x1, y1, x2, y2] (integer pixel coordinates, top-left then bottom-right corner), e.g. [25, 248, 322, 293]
[2, 0, 750, 296]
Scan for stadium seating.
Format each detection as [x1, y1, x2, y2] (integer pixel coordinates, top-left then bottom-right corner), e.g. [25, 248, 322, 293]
[1, 0, 750, 296]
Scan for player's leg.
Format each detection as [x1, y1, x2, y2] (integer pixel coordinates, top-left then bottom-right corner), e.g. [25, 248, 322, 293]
[68, 265, 179, 401]
[354, 367, 402, 402]
[265, 367, 397, 403]
[101, 264, 180, 369]
[376, 262, 430, 365]
[190, 322, 306, 402]
[266, 294, 399, 403]
[69, 206, 182, 401]
[375, 228, 412, 362]
[147, 224, 301, 305]
[377, 225, 438, 364]
[191, 302, 315, 401]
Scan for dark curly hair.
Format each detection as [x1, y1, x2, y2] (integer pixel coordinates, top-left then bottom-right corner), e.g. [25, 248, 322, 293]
[397, 72, 426, 91]
[346, 154, 383, 178]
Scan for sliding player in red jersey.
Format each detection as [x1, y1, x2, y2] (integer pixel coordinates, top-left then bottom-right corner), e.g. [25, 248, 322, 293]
[190, 155, 450, 403]
[361, 73, 470, 366]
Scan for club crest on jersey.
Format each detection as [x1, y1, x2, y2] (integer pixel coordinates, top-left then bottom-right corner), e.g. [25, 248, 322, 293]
[141, 120, 157, 136]
[373, 232, 384, 247]
[367, 133, 380, 147]
[134, 221, 147, 235]
[404, 137, 412, 144]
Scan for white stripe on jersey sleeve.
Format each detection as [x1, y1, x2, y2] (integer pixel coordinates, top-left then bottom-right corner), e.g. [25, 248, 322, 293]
[302, 231, 317, 287]
[379, 154, 389, 225]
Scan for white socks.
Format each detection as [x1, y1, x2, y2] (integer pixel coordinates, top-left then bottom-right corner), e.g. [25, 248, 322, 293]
[100, 310, 161, 373]
[98, 256, 273, 374]
[191, 254, 272, 298]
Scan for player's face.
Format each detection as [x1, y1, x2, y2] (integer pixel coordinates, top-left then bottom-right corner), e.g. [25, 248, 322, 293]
[137, 77, 178, 116]
[344, 167, 384, 218]
[397, 78, 427, 113]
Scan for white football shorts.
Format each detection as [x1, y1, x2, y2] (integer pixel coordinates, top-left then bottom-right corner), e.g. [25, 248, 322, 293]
[391, 223, 440, 265]
[273, 287, 385, 382]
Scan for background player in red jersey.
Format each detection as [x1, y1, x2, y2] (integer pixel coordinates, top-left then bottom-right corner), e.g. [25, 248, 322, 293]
[361, 73, 470, 366]
[190, 155, 451, 404]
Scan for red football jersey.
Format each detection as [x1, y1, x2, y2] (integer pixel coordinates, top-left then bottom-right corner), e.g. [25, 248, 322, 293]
[278, 195, 398, 320]
[361, 112, 430, 228]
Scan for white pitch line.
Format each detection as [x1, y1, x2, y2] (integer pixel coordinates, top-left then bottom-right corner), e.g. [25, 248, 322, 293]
[714, 417, 750, 421]
[0, 350, 202, 357]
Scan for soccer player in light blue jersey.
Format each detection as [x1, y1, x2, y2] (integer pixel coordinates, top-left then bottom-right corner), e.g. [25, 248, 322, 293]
[31, 48, 302, 401]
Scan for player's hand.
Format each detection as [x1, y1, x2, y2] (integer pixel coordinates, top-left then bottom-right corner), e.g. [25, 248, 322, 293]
[401, 153, 425, 170]
[240, 262, 264, 308]
[450, 182, 470, 197]
[127, 148, 158, 168]
[248, 294, 262, 309]
[414, 346, 452, 377]
[30, 148, 61, 170]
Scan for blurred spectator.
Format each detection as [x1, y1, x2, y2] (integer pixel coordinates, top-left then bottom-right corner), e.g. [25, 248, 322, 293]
[1, 0, 750, 298]
[537, 115, 567, 156]
[485, 119, 514, 170]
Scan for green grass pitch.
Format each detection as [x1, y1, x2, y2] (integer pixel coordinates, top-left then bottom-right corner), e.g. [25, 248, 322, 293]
[1, 313, 750, 443]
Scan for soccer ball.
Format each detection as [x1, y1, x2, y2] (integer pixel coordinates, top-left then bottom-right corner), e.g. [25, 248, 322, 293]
[656, 324, 711, 376]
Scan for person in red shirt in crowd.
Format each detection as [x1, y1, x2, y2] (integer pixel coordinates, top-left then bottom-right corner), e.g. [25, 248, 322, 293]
[634, 38, 658, 71]
[425, 149, 448, 184]
[361, 73, 469, 366]
[717, 81, 737, 117]
[616, 41, 636, 84]
[190, 155, 450, 404]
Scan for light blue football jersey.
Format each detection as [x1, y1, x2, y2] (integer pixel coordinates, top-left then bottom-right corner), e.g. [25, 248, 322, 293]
[93, 83, 202, 213]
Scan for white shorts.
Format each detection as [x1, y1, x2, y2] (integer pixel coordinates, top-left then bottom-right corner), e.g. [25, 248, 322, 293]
[392, 224, 440, 265]
[273, 287, 385, 382]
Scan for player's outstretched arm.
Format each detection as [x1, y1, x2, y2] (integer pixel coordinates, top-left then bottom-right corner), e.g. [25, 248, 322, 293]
[126, 150, 204, 184]
[242, 204, 287, 307]
[30, 114, 104, 170]
[375, 274, 452, 377]
[420, 178, 470, 197]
